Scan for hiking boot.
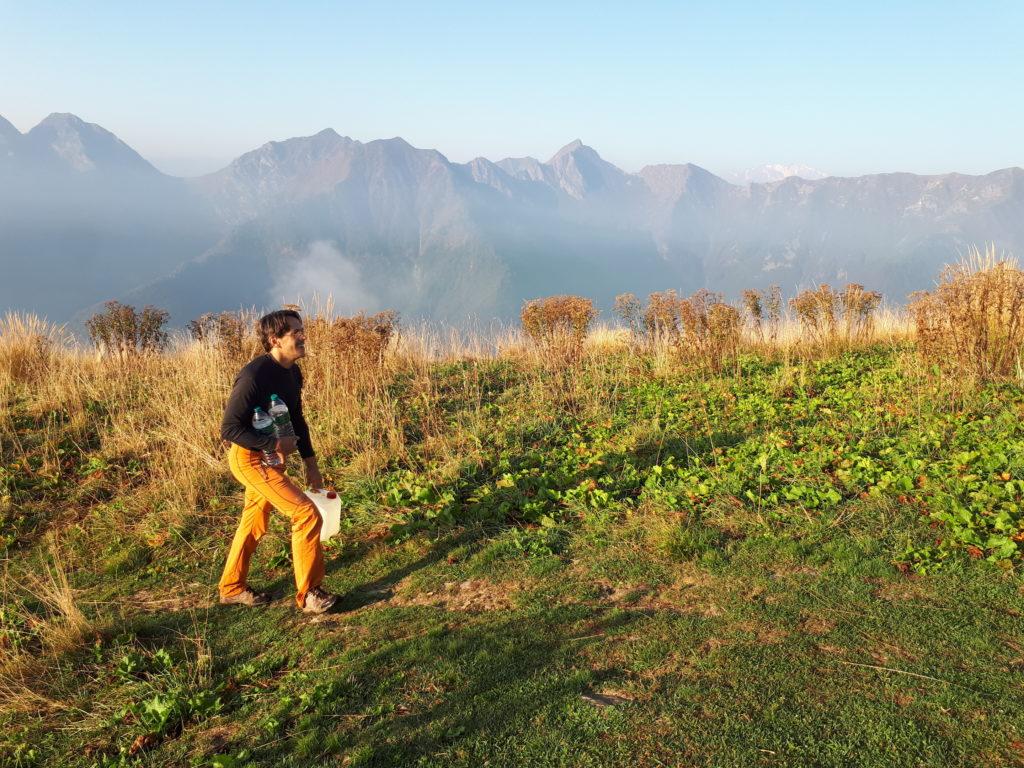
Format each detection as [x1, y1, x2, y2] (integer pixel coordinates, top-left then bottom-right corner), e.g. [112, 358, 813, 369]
[301, 586, 338, 614]
[219, 587, 271, 607]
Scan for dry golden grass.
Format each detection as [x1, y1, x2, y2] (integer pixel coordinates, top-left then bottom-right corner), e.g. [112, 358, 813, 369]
[0, 313, 73, 397]
[301, 312, 407, 470]
[0, 536, 94, 715]
[742, 305, 912, 358]
[27, 536, 92, 653]
[583, 324, 632, 355]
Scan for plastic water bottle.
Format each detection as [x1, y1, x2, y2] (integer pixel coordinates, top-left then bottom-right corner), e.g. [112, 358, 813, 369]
[268, 394, 295, 438]
[252, 407, 282, 467]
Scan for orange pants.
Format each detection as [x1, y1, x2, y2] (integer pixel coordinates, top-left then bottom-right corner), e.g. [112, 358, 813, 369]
[219, 444, 324, 607]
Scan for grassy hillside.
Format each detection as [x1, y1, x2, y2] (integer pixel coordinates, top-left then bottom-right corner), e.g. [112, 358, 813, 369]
[2, 291, 1024, 766]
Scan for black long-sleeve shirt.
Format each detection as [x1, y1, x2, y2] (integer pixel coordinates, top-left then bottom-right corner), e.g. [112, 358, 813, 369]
[221, 354, 315, 459]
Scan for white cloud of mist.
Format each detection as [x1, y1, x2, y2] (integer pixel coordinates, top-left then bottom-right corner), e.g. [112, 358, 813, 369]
[270, 240, 378, 316]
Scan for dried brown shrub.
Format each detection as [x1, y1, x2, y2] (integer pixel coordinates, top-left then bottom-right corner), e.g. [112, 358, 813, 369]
[85, 301, 169, 357]
[742, 289, 763, 324]
[613, 293, 644, 341]
[706, 303, 743, 365]
[306, 311, 399, 380]
[521, 295, 597, 365]
[839, 283, 882, 343]
[187, 311, 261, 362]
[637, 289, 741, 370]
[643, 290, 684, 344]
[790, 283, 881, 347]
[742, 285, 782, 343]
[678, 289, 721, 344]
[683, 292, 741, 371]
[909, 247, 1024, 381]
[790, 284, 838, 345]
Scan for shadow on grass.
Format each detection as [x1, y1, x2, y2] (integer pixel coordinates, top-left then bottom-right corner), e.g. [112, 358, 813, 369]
[332, 529, 488, 612]
[248, 601, 640, 766]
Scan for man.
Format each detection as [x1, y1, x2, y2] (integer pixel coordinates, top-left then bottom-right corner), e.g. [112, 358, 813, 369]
[218, 309, 338, 614]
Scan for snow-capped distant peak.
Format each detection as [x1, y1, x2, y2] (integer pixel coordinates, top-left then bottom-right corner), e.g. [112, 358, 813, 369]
[724, 163, 828, 186]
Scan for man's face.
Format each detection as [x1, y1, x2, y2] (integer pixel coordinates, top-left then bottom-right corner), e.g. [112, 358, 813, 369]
[273, 316, 306, 361]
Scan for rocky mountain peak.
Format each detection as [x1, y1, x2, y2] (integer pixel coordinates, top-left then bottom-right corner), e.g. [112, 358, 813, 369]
[546, 140, 627, 199]
[26, 113, 156, 174]
[547, 138, 586, 162]
[0, 115, 21, 140]
[639, 163, 731, 204]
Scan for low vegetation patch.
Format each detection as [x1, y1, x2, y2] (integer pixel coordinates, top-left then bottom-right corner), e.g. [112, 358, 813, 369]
[3, 257, 1024, 765]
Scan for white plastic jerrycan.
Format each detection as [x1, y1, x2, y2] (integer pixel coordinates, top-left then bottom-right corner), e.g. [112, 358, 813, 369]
[306, 489, 342, 541]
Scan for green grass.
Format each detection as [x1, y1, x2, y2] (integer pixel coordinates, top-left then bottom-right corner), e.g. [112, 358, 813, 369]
[3, 345, 1024, 766]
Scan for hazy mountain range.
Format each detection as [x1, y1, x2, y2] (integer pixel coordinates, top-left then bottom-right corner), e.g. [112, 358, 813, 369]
[2, 113, 1022, 326]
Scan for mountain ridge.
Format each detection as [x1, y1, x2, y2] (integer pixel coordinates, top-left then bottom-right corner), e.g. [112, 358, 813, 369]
[2, 112, 1023, 327]
[5, 112, 1021, 189]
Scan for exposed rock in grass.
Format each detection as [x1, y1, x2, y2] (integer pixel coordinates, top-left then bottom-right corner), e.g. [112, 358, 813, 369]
[580, 689, 634, 708]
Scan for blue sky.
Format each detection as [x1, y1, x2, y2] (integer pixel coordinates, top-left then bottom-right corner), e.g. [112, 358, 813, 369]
[2, 0, 1021, 177]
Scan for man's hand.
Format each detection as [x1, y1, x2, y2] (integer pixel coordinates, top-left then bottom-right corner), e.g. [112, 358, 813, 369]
[275, 436, 298, 455]
[304, 457, 324, 491]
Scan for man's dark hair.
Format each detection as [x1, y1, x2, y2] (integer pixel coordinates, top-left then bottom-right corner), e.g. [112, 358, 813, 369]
[258, 309, 302, 352]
